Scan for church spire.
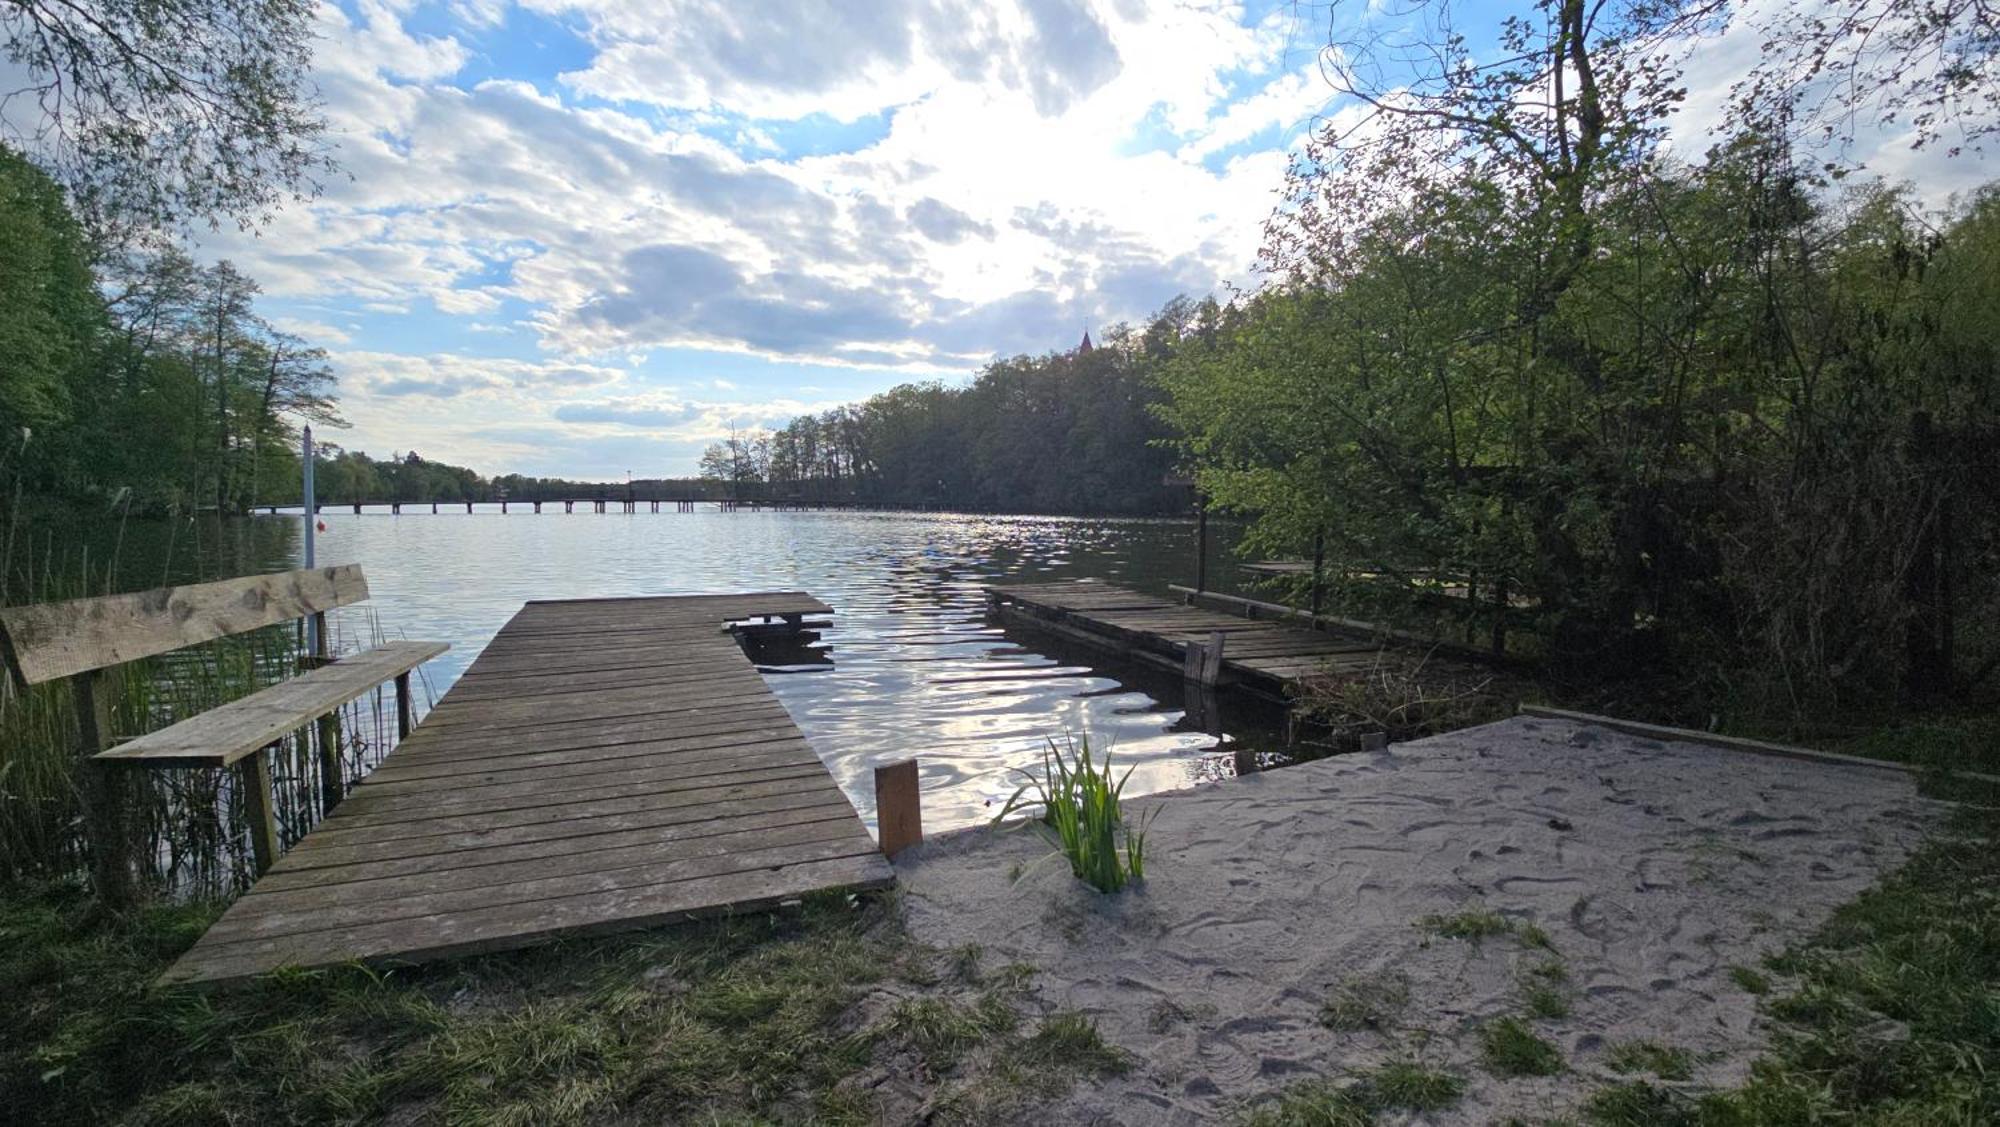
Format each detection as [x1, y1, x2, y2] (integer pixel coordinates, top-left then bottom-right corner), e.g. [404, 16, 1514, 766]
[1078, 326, 1094, 354]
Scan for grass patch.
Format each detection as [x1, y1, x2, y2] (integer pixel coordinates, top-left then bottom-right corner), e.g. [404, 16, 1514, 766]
[1605, 1040, 1695, 1081]
[1418, 908, 1513, 945]
[1318, 972, 1409, 1032]
[1239, 1080, 1372, 1127]
[1007, 1010, 1132, 1076]
[997, 732, 1154, 893]
[1521, 956, 1572, 1018]
[1479, 1016, 1565, 1077]
[880, 992, 1019, 1070]
[1725, 964, 1770, 995]
[0, 880, 1112, 1125]
[1582, 1079, 1696, 1125]
[1240, 1061, 1463, 1125]
[1523, 981, 1572, 1020]
[1686, 770, 2000, 1123]
[1365, 1060, 1464, 1111]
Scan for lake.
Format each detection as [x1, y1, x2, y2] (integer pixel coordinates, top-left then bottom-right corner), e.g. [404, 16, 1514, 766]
[94, 507, 1286, 835]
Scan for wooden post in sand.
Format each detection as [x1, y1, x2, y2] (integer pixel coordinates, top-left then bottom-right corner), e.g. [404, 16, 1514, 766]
[875, 759, 923, 859]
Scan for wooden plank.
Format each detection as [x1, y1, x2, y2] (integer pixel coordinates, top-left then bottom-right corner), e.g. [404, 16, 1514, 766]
[251, 798, 864, 894]
[374, 710, 798, 772]
[439, 662, 757, 703]
[358, 725, 804, 784]
[161, 854, 893, 987]
[413, 685, 783, 734]
[310, 766, 840, 839]
[1518, 704, 2000, 786]
[332, 750, 829, 820]
[0, 565, 370, 687]
[273, 782, 859, 873]
[203, 823, 878, 944]
[96, 641, 449, 768]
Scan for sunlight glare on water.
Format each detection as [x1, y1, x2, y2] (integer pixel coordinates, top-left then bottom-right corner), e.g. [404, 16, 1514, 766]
[295, 508, 1264, 833]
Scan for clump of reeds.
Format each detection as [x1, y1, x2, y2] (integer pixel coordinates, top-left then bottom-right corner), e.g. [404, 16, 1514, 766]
[995, 732, 1153, 893]
[0, 520, 415, 897]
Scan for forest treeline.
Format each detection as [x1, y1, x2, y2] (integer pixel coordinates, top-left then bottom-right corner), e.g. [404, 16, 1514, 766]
[1, 150, 336, 517]
[696, 324, 1189, 514]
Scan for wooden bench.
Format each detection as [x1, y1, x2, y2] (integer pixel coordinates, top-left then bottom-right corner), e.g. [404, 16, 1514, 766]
[0, 565, 447, 906]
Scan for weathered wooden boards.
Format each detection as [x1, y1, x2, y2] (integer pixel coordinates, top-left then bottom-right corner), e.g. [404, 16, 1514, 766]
[161, 591, 891, 988]
[985, 581, 1406, 696]
[0, 564, 368, 688]
[98, 641, 447, 768]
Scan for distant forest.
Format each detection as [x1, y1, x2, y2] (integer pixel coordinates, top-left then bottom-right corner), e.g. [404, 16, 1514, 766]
[693, 311, 1209, 515]
[304, 313, 1203, 516]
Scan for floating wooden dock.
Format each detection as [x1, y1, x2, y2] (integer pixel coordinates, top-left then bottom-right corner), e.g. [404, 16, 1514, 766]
[986, 581, 1452, 697]
[164, 593, 893, 987]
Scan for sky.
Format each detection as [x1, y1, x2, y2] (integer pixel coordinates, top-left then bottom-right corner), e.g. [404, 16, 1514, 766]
[189, 0, 1995, 480]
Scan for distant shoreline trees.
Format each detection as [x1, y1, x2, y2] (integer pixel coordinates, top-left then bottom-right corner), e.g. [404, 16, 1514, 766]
[697, 309, 1219, 515]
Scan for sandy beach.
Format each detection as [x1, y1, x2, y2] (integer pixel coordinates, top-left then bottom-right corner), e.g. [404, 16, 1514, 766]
[896, 715, 1943, 1123]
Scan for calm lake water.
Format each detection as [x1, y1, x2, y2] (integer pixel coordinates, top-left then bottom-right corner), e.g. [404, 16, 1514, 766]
[108, 507, 1281, 835]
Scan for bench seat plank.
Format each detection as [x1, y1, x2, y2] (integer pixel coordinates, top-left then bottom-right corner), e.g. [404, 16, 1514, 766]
[96, 640, 449, 769]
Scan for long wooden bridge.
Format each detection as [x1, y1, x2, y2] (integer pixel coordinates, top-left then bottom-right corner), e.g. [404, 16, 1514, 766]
[162, 592, 893, 987]
[260, 498, 943, 516]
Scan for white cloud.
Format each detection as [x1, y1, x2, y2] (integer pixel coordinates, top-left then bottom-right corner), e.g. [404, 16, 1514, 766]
[184, 0, 1991, 478]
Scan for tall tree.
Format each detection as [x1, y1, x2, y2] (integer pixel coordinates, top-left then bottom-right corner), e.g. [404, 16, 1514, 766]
[1, 0, 334, 235]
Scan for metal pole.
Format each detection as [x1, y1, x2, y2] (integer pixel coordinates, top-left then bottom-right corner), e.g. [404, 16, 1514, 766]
[1311, 530, 1325, 618]
[303, 426, 318, 655]
[1195, 503, 1208, 593]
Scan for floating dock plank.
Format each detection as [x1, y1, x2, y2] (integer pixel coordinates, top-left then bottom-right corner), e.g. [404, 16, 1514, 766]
[163, 592, 891, 987]
[986, 581, 1448, 695]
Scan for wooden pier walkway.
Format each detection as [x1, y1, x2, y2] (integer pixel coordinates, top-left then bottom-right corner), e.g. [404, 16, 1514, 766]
[986, 581, 1457, 696]
[164, 593, 892, 987]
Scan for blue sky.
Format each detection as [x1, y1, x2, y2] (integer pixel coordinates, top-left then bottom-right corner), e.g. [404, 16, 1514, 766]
[193, 0, 1994, 479]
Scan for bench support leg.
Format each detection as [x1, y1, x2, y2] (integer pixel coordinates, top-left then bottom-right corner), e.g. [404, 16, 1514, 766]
[317, 712, 343, 809]
[395, 672, 414, 740]
[311, 609, 345, 810]
[240, 750, 281, 877]
[72, 670, 137, 909]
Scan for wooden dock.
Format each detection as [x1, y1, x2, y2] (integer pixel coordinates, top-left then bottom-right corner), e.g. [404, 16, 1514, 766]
[163, 593, 893, 987]
[986, 581, 1448, 696]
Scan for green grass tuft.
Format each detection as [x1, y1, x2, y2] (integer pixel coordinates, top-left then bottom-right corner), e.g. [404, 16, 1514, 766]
[997, 732, 1154, 893]
[1318, 972, 1409, 1032]
[1008, 1010, 1132, 1076]
[1242, 1061, 1463, 1124]
[880, 993, 1019, 1070]
[1479, 1016, 1565, 1077]
[1238, 1080, 1372, 1127]
[1726, 964, 1770, 995]
[1363, 1060, 1463, 1111]
[1605, 1040, 1695, 1081]
[1418, 908, 1512, 944]
[1582, 1080, 1697, 1126]
[1523, 982, 1572, 1020]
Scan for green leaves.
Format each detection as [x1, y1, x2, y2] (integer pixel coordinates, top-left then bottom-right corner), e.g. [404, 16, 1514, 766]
[994, 732, 1154, 894]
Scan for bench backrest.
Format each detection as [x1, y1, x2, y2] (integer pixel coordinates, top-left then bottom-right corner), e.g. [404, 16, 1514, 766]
[0, 565, 369, 688]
